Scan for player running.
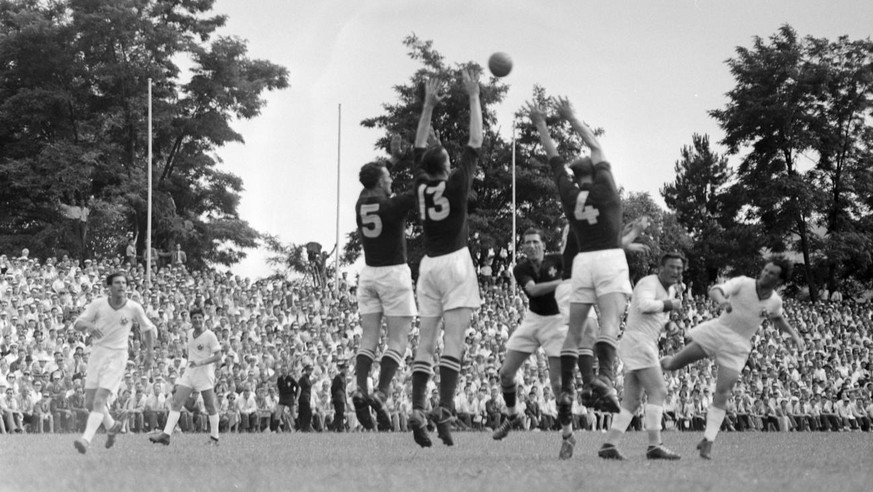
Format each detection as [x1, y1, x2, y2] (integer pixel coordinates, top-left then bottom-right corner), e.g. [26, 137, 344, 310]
[528, 97, 632, 459]
[492, 228, 565, 440]
[660, 257, 805, 459]
[408, 69, 482, 448]
[73, 272, 155, 454]
[598, 252, 685, 461]
[149, 308, 222, 446]
[352, 135, 417, 431]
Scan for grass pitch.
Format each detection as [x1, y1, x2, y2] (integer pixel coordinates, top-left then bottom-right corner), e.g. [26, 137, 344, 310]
[1, 430, 870, 492]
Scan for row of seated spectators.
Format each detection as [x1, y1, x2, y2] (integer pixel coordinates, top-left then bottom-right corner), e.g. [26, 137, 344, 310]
[1, 251, 871, 435]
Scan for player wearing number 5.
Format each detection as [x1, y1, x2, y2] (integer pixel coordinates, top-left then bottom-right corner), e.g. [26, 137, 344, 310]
[528, 97, 630, 460]
[408, 69, 482, 448]
[352, 135, 417, 431]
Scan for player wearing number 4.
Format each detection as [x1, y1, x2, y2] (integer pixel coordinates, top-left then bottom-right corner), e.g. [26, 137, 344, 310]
[352, 135, 417, 431]
[660, 257, 805, 460]
[150, 308, 222, 446]
[598, 252, 686, 461]
[528, 97, 630, 460]
[408, 69, 483, 448]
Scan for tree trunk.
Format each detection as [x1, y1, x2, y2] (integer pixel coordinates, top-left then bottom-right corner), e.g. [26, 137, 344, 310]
[797, 215, 817, 302]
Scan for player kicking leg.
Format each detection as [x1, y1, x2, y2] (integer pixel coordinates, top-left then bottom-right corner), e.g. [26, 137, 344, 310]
[661, 257, 804, 459]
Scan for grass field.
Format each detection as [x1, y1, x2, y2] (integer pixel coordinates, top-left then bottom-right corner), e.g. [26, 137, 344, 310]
[1, 430, 870, 492]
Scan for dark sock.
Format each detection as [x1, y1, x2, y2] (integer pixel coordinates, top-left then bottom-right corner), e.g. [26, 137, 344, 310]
[560, 353, 578, 392]
[411, 370, 430, 411]
[502, 387, 517, 410]
[595, 342, 616, 381]
[355, 352, 374, 392]
[438, 356, 461, 411]
[577, 351, 595, 385]
[377, 350, 401, 394]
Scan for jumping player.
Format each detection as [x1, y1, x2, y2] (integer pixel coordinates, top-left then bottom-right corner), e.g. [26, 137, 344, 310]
[598, 252, 685, 461]
[528, 97, 631, 459]
[660, 257, 805, 459]
[492, 228, 565, 440]
[408, 69, 482, 448]
[73, 272, 155, 454]
[353, 134, 417, 431]
[149, 308, 222, 446]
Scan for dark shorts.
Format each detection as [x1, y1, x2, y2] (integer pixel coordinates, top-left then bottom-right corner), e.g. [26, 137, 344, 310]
[278, 396, 297, 407]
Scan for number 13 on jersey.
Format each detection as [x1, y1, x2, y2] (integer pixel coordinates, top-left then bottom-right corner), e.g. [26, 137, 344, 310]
[418, 182, 450, 221]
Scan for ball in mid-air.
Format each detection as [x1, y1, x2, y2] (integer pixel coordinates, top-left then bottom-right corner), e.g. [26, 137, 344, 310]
[488, 52, 512, 78]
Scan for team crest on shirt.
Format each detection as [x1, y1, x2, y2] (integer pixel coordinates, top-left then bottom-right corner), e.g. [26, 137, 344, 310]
[120, 316, 129, 326]
[548, 266, 557, 278]
[760, 308, 770, 318]
[197, 344, 204, 351]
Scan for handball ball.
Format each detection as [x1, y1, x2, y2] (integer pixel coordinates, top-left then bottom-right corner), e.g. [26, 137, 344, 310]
[488, 52, 512, 78]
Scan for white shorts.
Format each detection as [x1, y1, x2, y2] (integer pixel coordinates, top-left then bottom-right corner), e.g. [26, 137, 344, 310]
[357, 264, 417, 317]
[506, 310, 567, 357]
[556, 280, 598, 326]
[570, 249, 632, 304]
[84, 347, 127, 393]
[178, 365, 216, 392]
[618, 331, 660, 372]
[417, 247, 481, 317]
[687, 320, 752, 373]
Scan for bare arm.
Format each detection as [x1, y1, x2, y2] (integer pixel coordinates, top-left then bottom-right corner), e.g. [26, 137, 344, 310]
[708, 286, 732, 313]
[554, 96, 605, 164]
[415, 78, 443, 148]
[462, 69, 483, 148]
[772, 314, 805, 352]
[523, 279, 562, 298]
[191, 350, 222, 368]
[525, 102, 558, 158]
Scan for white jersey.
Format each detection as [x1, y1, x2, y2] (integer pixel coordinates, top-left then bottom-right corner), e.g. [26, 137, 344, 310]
[625, 274, 676, 343]
[76, 297, 156, 351]
[714, 276, 783, 341]
[187, 328, 220, 367]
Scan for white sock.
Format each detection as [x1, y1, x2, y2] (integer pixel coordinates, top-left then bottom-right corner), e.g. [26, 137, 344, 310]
[82, 412, 104, 442]
[610, 408, 634, 433]
[163, 410, 181, 435]
[209, 413, 220, 439]
[645, 404, 664, 445]
[704, 406, 726, 441]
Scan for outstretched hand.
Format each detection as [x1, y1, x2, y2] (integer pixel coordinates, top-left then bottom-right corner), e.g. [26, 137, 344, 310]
[524, 101, 547, 126]
[424, 78, 444, 107]
[461, 68, 479, 97]
[553, 96, 576, 121]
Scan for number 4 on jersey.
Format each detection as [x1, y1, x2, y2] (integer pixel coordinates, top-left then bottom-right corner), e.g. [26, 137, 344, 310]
[573, 190, 599, 224]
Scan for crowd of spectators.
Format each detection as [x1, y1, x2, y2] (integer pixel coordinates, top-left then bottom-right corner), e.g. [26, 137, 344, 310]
[1, 249, 871, 437]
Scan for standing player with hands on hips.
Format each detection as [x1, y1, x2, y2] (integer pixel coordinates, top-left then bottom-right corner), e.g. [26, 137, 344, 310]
[352, 134, 418, 431]
[528, 97, 631, 460]
[73, 272, 156, 454]
[408, 68, 482, 448]
[661, 257, 805, 459]
[150, 308, 222, 446]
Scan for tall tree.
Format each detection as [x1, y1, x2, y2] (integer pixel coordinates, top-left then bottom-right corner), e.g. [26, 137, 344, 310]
[0, 0, 288, 267]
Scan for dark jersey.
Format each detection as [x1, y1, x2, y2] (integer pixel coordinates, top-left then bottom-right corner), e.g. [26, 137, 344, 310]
[298, 374, 312, 405]
[277, 375, 299, 397]
[562, 231, 578, 280]
[414, 146, 479, 257]
[513, 253, 562, 316]
[355, 187, 415, 267]
[549, 157, 622, 253]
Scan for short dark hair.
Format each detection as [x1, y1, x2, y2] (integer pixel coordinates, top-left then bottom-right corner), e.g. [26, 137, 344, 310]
[569, 156, 594, 179]
[420, 145, 448, 176]
[358, 161, 386, 189]
[660, 251, 686, 267]
[105, 272, 127, 287]
[767, 256, 794, 282]
[522, 228, 543, 240]
[190, 308, 204, 318]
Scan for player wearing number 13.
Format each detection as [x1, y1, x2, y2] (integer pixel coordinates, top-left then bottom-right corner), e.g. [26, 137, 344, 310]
[352, 137, 417, 431]
[528, 97, 630, 459]
[407, 69, 483, 448]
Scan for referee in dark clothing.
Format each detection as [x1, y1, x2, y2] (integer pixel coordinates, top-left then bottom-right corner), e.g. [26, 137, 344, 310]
[331, 362, 348, 432]
[297, 365, 314, 432]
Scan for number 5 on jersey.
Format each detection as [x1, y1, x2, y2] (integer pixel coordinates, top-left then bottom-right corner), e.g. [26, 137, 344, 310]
[574, 190, 599, 224]
[418, 182, 449, 221]
[360, 203, 382, 238]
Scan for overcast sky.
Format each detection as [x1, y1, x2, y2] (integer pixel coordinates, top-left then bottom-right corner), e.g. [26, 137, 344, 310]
[208, 0, 873, 279]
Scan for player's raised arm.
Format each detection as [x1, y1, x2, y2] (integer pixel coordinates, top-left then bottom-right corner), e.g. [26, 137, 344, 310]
[621, 216, 652, 254]
[771, 313, 805, 352]
[525, 102, 558, 158]
[462, 69, 482, 149]
[554, 96, 605, 165]
[415, 78, 443, 148]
